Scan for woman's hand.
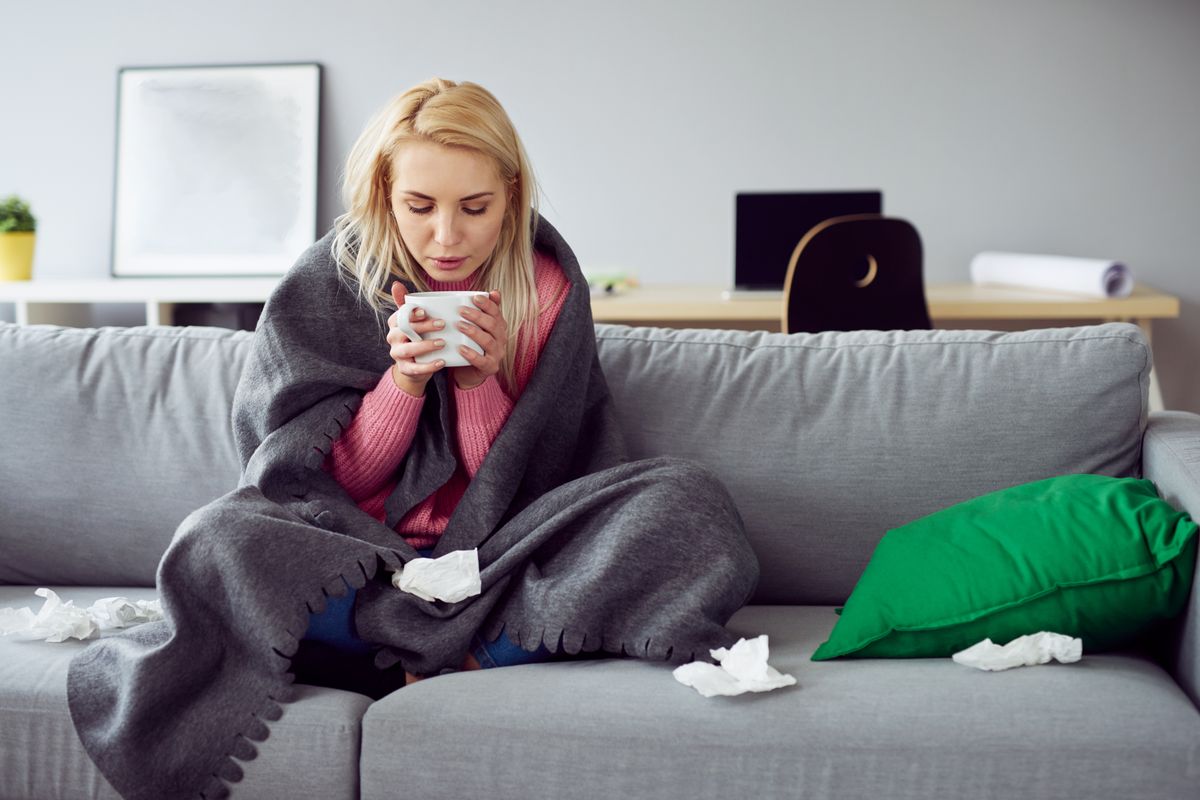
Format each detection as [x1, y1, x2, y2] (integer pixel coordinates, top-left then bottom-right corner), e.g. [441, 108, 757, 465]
[387, 282, 447, 397]
[450, 290, 507, 390]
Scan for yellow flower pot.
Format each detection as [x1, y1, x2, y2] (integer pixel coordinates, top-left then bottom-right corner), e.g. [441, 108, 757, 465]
[0, 232, 35, 281]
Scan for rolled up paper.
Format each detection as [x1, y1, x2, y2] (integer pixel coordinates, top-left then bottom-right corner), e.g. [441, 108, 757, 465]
[969, 251, 1133, 298]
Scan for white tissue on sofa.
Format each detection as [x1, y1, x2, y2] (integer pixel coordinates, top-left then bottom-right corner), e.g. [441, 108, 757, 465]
[952, 632, 1082, 672]
[390, 548, 482, 603]
[0, 588, 163, 642]
[674, 634, 797, 697]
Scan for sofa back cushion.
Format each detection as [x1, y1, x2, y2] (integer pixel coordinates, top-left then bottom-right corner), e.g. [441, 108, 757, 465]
[1, 321, 1150, 601]
[0, 323, 251, 586]
[594, 322, 1150, 605]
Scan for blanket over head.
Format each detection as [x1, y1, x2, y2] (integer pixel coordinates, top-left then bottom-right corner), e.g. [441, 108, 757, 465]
[67, 215, 759, 800]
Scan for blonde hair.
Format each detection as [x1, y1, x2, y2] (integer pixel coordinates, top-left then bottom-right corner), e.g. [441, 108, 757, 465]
[331, 78, 541, 391]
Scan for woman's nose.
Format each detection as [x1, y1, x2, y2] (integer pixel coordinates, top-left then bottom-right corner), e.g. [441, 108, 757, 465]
[433, 211, 461, 246]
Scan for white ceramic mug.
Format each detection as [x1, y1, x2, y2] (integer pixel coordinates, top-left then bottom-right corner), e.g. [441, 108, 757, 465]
[393, 291, 489, 368]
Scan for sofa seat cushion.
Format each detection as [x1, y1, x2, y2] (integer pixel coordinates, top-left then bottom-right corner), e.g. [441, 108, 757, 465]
[0, 585, 373, 800]
[360, 604, 1200, 800]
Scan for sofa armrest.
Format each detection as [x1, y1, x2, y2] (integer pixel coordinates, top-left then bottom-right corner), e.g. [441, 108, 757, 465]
[1143, 410, 1200, 709]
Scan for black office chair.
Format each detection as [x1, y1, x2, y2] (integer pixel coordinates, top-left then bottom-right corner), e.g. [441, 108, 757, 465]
[781, 214, 932, 334]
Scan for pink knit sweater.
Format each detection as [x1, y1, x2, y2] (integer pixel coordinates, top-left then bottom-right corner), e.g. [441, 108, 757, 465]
[323, 251, 570, 549]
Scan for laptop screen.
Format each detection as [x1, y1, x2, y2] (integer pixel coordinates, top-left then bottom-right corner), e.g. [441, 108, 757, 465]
[735, 191, 883, 290]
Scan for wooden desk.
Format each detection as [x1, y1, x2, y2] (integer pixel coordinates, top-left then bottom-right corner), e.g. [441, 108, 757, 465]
[589, 282, 1179, 343]
[0, 278, 1178, 337]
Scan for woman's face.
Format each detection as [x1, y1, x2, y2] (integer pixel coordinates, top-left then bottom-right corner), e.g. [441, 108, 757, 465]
[389, 140, 508, 283]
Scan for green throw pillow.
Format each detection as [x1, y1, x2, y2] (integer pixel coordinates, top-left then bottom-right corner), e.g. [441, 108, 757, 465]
[811, 474, 1198, 660]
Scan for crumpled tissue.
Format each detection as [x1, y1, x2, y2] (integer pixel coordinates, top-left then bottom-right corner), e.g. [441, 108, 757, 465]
[0, 588, 163, 643]
[390, 548, 482, 603]
[673, 635, 797, 697]
[952, 631, 1082, 672]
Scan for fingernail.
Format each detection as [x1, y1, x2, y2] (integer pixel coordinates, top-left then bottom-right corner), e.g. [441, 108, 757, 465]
[434, 339, 445, 347]
[414, 308, 424, 317]
[434, 320, 445, 328]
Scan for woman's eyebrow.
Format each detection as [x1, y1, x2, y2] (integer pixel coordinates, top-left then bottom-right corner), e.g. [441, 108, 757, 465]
[402, 191, 494, 201]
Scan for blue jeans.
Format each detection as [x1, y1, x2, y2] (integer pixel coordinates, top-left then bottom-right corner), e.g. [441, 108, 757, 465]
[471, 626, 554, 668]
[301, 575, 375, 655]
[302, 550, 554, 668]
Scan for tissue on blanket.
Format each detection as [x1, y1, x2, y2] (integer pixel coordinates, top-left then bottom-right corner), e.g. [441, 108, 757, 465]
[969, 251, 1133, 298]
[952, 631, 1082, 671]
[0, 588, 162, 642]
[390, 548, 482, 603]
[674, 635, 797, 697]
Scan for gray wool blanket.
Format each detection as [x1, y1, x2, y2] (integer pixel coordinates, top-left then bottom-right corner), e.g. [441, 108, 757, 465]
[67, 215, 759, 800]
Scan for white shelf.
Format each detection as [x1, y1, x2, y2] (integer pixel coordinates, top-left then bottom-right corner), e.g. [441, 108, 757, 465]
[0, 278, 279, 326]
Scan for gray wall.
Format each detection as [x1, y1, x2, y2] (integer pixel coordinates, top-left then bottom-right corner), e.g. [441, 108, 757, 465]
[4, 0, 1198, 410]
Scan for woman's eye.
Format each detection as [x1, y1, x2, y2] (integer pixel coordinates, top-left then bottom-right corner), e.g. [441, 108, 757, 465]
[407, 206, 433, 215]
[464, 206, 488, 216]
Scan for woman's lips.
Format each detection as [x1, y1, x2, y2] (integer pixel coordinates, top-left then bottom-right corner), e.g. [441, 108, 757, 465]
[433, 257, 467, 269]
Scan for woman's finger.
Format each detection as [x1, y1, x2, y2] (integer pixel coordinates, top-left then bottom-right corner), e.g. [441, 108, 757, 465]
[394, 358, 445, 377]
[457, 318, 496, 351]
[392, 337, 447, 359]
[459, 309, 507, 359]
[457, 345, 500, 376]
[389, 324, 445, 357]
[478, 292, 504, 323]
[458, 345, 484, 366]
[389, 306, 425, 329]
[467, 291, 502, 319]
[459, 304, 504, 336]
[410, 313, 446, 336]
[388, 319, 446, 347]
[387, 327, 415, 346]
[390, 281, 408, 307]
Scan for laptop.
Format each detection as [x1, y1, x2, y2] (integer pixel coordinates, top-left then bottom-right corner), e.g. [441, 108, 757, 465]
[726, 190, 884, 299]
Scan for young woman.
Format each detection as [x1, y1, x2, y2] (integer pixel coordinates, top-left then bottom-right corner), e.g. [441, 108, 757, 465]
[68, 78, 758, 800]
[300, 78, 579, 681]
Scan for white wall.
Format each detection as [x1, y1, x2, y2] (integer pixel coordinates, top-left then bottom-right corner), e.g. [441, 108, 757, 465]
[4, 0, 1198, 409]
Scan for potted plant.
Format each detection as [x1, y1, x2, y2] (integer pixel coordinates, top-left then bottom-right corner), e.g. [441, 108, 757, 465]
[0, 195, 36, 281]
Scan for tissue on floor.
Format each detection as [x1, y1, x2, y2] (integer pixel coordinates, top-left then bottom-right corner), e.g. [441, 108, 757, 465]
[0, 588, 163, 643]
[952, 631, 1082, 672]
[391, 548, 482, 603]
[969, 251, 1133, 298]
[674, 634, 797, 697]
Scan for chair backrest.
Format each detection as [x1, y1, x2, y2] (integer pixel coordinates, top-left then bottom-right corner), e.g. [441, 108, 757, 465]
[781, 214, 932, 333]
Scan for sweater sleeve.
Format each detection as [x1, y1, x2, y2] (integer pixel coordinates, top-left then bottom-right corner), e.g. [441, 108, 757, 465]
[324, 369, 425, 502]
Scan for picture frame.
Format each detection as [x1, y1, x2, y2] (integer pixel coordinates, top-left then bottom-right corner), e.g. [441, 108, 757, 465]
[111, 62, 321, 277]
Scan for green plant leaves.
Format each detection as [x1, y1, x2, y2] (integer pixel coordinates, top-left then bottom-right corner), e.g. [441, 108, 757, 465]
[0, 195, 36, 232]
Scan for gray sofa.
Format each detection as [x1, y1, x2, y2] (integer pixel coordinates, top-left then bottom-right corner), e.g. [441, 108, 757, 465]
[1, 319, 1198, 799]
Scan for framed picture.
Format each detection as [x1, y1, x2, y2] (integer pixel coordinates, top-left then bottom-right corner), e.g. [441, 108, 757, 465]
[111, 62, 321, 277]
